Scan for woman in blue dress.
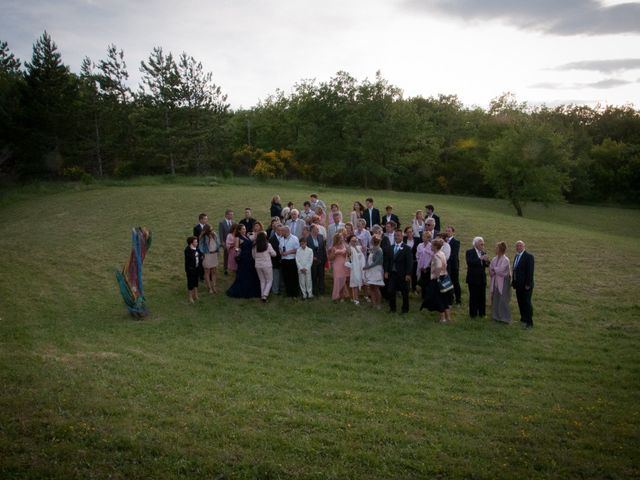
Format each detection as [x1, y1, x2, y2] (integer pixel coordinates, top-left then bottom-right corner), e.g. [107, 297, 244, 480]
[226, 224, 261, 298]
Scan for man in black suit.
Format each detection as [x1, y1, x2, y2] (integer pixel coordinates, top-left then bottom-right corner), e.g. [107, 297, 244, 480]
[426, 204, 441, 233]
[383, 205, 400, 230]
[218, 209, 234, 275]
[307, 224, 326, 296]
[193, 213, 208, 280]
[384, 229, 413, 314]
[364, 197, 381, 230]
[465, 236, 490, 318]
[269, 224, 283, 295]
[239, 207, 256, 234]
[445, 225, 462, 305]
[512, 240, 535, 329]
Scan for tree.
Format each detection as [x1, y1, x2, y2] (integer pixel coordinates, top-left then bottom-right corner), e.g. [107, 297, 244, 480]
[0, 40, 23, 176]
[484, 123, 571, 216]
[20, 31, 78, 177]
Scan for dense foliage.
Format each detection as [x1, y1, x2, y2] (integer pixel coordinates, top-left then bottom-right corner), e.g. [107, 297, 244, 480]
[1, 33, 639, 213]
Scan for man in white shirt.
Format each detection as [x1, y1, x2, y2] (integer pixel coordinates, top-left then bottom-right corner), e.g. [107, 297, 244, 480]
[327, 212, 345, 249]
[279, 226, 300, 297]
[295, 238, 314, 299]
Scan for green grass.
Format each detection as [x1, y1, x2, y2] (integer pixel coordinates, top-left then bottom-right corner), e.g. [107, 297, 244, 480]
[1, 178, 639, 479]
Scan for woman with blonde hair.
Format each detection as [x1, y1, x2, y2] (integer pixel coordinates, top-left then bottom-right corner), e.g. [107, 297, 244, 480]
[421, 237, 452, 323]
[346, 234, 365, 304]
[328, 233, 349, 302]
[489, 241, 512, 323]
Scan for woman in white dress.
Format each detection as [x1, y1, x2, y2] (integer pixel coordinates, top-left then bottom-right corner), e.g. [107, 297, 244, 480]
[346, 234, 365, 304]
[363, 235, 385, 308]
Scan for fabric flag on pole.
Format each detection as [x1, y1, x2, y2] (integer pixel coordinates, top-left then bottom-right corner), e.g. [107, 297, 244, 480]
[116, 227, 152, 318]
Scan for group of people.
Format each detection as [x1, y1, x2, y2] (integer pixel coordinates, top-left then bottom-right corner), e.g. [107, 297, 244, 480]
[184, 193, 535, 327]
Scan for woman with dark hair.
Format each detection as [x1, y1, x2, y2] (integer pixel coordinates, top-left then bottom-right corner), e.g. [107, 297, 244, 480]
[252, 231, 277, 302]
[226, 224, 261, 298]
[184, 236, 200, 303]
[403, 225, 419, 294]
[270, 195, 283, 219]
[350, 201, 365, 226]
[198, 224, 219, 293]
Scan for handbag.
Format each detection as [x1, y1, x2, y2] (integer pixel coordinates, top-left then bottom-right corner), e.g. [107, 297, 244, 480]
[438, 274, 454, 293]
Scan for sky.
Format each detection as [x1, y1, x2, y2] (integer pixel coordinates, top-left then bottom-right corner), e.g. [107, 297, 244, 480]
[2, 0, 639, 109]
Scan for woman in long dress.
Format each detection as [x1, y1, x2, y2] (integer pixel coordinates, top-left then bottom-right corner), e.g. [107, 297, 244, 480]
[346, 234, 365, 304]
[350, 201, 365, 226]
[225, 224, 238, 274]
[421, 238, 452, 323]
[198, 224, 219, 293]
[363, 235, 385, 308]
[489, 241, 512, 323]
[328, 233, 349, 302]
[226, 224, 261, 298]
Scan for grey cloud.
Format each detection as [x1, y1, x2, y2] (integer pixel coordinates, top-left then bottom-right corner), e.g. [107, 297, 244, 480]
[555, 58, 640, 73]
[403, 0, 640, 35]
[529, 78, 635, 89]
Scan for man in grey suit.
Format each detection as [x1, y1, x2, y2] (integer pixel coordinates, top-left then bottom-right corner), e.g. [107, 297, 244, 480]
[326, 212, 345, 249]
[218, 209, 234, 275]
[286, 209, 306, 239]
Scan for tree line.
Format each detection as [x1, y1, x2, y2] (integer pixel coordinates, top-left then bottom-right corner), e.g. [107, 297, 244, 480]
[1, 32, 639, 215]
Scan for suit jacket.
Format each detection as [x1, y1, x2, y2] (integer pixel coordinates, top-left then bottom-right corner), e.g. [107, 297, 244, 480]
[448, 237, 460, 271]
[218, 219, 233, 247]
[306, 234, 327, 265]
[429, 213, 441, 232]
[269, 234, 282, 268]
[380, 235, 392, 264]
[465, 248, 489, 285]
[239, 217, 256, 233]
[287, 218, 306, 239]
[385, 242, 413, 277]
[403, 235, 419, 260]
[184, 246, 199, 273]
[512, 251, 534, 290]
[383, 213, 400, 229]
[364, 208, 381, 229]
[193, 223, 205, 237]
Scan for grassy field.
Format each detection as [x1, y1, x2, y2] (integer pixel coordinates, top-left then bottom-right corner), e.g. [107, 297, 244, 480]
[0, 177, 639, 479]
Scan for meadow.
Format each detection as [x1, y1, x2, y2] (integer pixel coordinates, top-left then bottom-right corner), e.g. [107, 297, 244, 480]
[0, 177, 639, 479]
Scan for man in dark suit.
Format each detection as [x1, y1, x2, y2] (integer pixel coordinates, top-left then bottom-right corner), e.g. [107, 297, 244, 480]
[465, 236, 490, 318]
[445, 225, 462, 305]
[193, 213, 208, 280]
[239, 207, 256, 234]
[512, 240, 535, 329]
[364, 197, 381, 230]
[307, 224, 326, 296]
[384, 229, 413, 314]
[218, 209, 234, 275]
[426, 204, 441, 233]
[269, 224, 283, 295]
[383, 205, 400, 230]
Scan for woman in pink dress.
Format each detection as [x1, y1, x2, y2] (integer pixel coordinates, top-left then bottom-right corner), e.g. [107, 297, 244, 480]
[328, 233, 349, 301]
[489, 241, 512, 323]
[225, 224, 238, 273]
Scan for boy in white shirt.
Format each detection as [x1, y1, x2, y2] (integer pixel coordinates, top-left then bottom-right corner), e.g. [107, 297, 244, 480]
[295, 238, 314, 299]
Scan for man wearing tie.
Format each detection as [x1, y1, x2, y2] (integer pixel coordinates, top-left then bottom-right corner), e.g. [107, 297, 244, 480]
[218, 209, 234, 275]
[307, 224, 327, 296]
[512, 240, 535, 329]
[364, 197, 381, 230]
[465, 236, 490, 318]
[384, 229, 413, 314]
[193, 213, 208, 280]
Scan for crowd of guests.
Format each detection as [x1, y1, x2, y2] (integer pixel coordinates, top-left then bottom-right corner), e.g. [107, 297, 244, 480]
[184, 194, 535, 327]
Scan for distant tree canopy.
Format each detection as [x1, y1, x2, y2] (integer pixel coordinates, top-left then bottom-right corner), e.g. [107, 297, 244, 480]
[1, 32, 639, 214]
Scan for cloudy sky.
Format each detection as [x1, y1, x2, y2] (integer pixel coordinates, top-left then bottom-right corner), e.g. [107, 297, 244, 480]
[3, 0, 639, 109]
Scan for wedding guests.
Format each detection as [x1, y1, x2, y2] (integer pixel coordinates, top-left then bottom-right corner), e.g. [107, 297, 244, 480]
[286, 209, 305, 238]
[512, 240, 535, 329]
[270, 195, 283, 219]
[416, 230, 433, 303]
[445, 226, 462, 305]
[307, 224, 326, 296]
[330, 203, 343, 224]
[193, 213, 208, 281]
[426, 204, 441, 232]
[239, 207, 257, 233]
[184, 236, 200, 303]
[411, 210, 425, 239]
[198, 225, 219, 294]
[226, 224, 261, 298]
[295, 238, 314, 299]
[327, 212, 345, 249]
[354, 218, 372, 252]
[363, 235, 385, 309]
[225, 224, 238, 274]
[350, 201, 365, 225]
[346, 234, 366, 304]
[279, 226, 300, 297]
[218, 209, 234, 275]
[310, 193, 326, 212]
[385, 229, 412, 314]
[403, 226, 419, 294]
[489, 241, 512, 323]
[328, 233, 349, 302]
[253, 231, 277, 302]
[364, 198, 381, 230]
[421, 238, 451, 323]
[269, 224, 283, 295]
[466, 236, 490, 318]
[383, 205, 400, 229]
